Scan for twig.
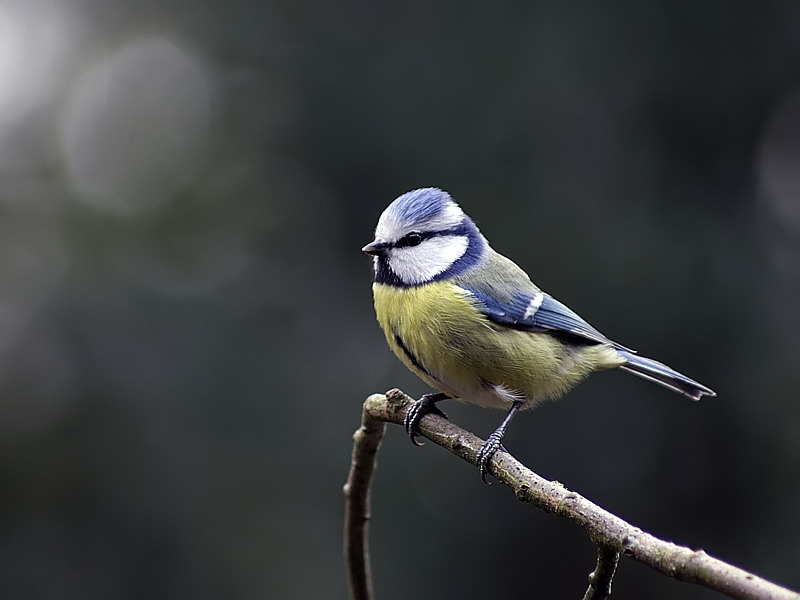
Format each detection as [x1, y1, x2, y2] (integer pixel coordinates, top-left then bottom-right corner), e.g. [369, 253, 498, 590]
[343, 400, 386, 600]
[345, 389, 800, 600]
[583, 544, 620, 600]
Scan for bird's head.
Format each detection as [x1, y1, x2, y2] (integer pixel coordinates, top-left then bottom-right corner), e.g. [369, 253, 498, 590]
[362, 188, 486, 286]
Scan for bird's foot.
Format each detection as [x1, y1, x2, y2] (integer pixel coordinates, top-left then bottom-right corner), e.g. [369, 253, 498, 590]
[476, 400, 522, 483]
[403, 393, 448, 446]
[477, 432, 506, 484]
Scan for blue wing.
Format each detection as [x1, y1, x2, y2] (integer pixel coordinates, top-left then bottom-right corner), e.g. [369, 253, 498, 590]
[463, 286, 633, 351]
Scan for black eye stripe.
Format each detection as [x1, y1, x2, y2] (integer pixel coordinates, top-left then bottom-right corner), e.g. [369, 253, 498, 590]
[394, 231, 428, 248]
[393, 224, 468, 249]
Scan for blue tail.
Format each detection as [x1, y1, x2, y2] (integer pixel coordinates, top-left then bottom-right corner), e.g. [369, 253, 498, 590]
[618, 350, 715, 401]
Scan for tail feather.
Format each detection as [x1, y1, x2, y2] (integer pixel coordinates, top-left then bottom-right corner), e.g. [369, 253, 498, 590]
[618, 350, 715, 401]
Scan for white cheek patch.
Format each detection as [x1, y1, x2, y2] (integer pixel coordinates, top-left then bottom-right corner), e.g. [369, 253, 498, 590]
[388, 235, 469, 285]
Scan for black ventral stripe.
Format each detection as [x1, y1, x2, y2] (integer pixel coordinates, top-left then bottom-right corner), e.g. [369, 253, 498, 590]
[393, 331, 435, 380]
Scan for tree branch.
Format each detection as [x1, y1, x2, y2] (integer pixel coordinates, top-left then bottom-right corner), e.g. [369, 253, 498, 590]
[583, 544, 620, 600]
[344, 389, 800, 600]
[343, 401, 386, 600]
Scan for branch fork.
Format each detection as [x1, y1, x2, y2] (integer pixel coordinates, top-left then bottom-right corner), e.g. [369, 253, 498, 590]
[344, 389, 800, 600]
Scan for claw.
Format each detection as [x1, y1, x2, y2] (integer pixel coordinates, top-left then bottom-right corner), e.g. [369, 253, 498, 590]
[403, 393, 449, 446]
[476, 400, 523, 484]
[477, 432, 504, 484]
[403, 403, 425, 446]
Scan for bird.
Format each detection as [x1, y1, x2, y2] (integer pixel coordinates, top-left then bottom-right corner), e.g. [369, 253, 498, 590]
[362, 187, 716, 482]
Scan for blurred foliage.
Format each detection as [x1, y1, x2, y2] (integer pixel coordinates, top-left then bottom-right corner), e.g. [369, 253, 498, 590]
[1, 1, 799, 598]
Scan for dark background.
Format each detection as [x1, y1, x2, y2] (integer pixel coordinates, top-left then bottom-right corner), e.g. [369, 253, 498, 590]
[1, 1, 799, 598]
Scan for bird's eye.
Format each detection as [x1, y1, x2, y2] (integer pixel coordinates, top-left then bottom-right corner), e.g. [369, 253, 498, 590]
[405, 232, 422, 246]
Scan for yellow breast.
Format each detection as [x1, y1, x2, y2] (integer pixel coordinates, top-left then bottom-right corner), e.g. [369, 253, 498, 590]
[372, 282, 622, 409]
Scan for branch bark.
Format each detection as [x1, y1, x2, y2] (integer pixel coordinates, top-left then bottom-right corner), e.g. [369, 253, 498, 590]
[343, 404, 385, 600]
[582, 544, 620, 600]
[344, 389, 800, 600]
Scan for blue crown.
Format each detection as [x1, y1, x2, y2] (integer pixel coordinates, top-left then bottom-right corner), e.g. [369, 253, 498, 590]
[388, 187, 453, 228]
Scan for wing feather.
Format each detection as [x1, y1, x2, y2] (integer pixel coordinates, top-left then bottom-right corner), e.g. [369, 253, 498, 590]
[462, 285, 632, 351]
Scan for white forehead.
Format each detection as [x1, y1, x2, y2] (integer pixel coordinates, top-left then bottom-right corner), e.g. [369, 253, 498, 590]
[374, 189, 465, 241]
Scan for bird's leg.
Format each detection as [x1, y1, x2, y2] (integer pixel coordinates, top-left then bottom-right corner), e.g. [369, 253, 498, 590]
[403, 392, 449, 446]
[477, 400, 523, 484]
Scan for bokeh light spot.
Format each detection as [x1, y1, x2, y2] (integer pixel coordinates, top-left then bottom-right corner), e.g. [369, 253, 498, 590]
[61, 38, 214, 215]
[757, 88, 800, 251]
[0, 0, 76, 141]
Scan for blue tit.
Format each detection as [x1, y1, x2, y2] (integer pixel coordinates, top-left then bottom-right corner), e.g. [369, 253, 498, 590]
[363, 187, 715, 482]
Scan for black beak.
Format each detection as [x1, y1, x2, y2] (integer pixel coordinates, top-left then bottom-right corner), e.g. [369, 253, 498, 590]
[362, 240, 389, 255]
